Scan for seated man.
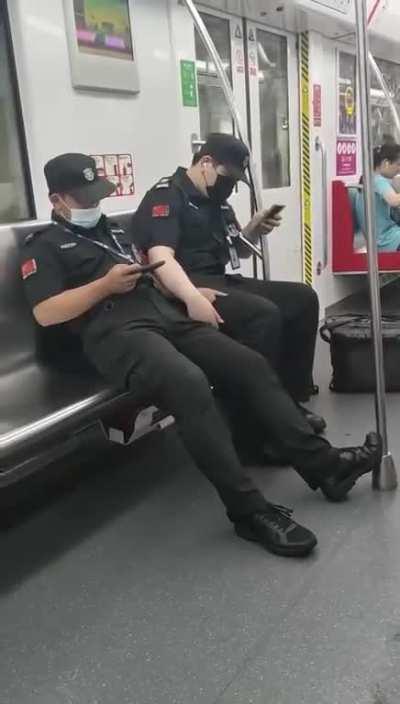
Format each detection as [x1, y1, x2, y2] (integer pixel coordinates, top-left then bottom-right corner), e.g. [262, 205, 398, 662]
[21, 152, 381, 560]
[132, 133, 325, 440]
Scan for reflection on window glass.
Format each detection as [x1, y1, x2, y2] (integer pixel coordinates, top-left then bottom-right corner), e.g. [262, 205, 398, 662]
[371, 57, 400, 147]
[0, 8, 32, 223]
[257, 30, 290, 188]
[195, 14, 233, 138]
[338, 52, 357, 136]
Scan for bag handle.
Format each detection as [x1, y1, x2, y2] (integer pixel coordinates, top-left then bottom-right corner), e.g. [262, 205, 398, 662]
[320, 312, 400, 345]
[319, 315, 363, 344]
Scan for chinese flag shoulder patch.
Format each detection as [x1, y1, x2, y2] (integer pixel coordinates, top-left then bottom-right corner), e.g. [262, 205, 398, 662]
[152, 204, 170, 218]
[21, 259, 37, 280]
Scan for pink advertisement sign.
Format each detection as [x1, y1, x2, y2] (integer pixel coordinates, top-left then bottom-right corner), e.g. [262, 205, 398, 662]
[336, 138, 357, 176]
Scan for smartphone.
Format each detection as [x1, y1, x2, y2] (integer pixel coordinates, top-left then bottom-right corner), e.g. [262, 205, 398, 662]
[268, 204, 286, 218]
[135, 260, 165, 274]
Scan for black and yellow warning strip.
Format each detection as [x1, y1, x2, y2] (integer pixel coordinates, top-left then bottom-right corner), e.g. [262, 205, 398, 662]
[300, 32, 313, 286]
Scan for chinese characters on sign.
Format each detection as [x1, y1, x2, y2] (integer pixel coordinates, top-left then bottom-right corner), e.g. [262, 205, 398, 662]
[180, 60, 198, 108]
[313, 84, 322, 127]
[336, 139, 357, 177]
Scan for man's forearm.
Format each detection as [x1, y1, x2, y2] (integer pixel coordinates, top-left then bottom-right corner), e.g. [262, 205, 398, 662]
[241, 222, 259, 244]
[148, 246, 200, 305]
[34, 277, 110, 326]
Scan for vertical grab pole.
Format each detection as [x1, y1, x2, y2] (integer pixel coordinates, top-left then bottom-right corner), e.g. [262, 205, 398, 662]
[181, 0, 270, 280]
[354, 0, 397, 490]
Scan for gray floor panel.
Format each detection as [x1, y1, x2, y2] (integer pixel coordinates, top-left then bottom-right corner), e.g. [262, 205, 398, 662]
[1, 344, 400, 704]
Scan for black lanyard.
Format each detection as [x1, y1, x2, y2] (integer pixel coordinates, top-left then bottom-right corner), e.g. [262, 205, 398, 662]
[53, 221, 137, 264]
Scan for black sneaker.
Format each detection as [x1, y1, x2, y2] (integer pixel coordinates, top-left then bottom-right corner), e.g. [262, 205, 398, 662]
[320, 432, 382, 502]
[235, 504, 317, 557]
[298, 404, 327, 434]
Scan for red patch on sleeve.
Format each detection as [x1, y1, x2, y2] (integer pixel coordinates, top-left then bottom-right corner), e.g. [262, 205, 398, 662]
[152, 204, 170, 218]
[21, 259, 37, 280]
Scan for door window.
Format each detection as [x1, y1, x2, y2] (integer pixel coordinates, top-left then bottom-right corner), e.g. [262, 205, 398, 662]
[257, 29, 290, 189]
[371, 57, 400, 146]
[0, 1, 33, 223]
[195, 13, 233, 138]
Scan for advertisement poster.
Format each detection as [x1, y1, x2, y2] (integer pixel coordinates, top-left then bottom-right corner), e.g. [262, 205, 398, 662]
[73, 0, 134, 61]
[336, 139, 357, 177]
[92, 153, 135, 197]
[338, 51, 357, 136]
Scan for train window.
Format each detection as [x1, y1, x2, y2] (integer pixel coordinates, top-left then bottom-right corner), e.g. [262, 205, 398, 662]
[257, 30, 290, 189]
[195, 13, 234, 138]
[0, 2, 33, 224]
[371, 57, 400, 146]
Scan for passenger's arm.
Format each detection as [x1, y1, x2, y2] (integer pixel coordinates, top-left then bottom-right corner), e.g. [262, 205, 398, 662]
[34, 264, 143, 327]
[148, 246, 223, 328]
[380, 186, 400, 209]
[242, 208, 283, 243]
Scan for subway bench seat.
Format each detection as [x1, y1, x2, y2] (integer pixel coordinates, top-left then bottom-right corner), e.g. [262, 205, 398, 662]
[0, 213, 169, 487]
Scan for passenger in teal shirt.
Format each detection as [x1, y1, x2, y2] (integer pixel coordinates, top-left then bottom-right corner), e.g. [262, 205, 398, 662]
[355, 144, 400, 251]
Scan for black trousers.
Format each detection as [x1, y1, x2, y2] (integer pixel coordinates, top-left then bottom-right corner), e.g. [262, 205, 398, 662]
[85, 286, 338, 522]
[190, 274, 319, 402]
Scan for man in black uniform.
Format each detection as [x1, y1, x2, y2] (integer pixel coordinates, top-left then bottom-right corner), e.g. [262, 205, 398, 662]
[132, 134, 325, 451]
[21, 153, 381, 560]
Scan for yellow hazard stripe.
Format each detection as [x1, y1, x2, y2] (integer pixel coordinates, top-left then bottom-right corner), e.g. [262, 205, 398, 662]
[300, 32, 313, 286]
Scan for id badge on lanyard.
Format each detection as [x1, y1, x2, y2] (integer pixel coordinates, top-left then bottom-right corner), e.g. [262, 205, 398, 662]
[55, 222, 137, 264]
[226, 224, 241, 270]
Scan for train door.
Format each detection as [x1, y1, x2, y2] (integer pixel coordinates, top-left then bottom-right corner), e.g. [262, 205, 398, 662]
[193, 7, 252, 276]
[246, 23, 302, 281]
[193, 6, 302, 281]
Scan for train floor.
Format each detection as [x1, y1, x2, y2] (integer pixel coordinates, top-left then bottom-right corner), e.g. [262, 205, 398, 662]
[1, 341, 400, 704]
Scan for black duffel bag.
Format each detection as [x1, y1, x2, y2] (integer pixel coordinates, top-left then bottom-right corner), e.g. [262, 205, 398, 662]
[320, 314, 400, 392]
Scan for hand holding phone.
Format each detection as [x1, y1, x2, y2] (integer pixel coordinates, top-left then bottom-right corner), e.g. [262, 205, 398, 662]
[134, 260, 165, 274]
[104, 261, 165, 295]
[267, 204, 286, 219]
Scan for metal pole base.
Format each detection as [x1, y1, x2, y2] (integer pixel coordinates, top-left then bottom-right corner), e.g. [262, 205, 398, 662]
[373, 453, 398, 491]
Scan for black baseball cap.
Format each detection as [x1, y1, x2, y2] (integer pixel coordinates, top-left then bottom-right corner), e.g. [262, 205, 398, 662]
[44, 153, 116, 203]
[197, 133, 250, 184]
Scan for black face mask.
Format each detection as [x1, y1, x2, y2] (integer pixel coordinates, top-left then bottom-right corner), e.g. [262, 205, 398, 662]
[207, 175, 237, 204]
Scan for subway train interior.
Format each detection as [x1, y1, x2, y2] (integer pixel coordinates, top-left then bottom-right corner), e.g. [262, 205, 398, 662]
[2, 0, 400, 702]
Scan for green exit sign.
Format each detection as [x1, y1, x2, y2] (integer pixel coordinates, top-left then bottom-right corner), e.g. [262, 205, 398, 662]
[180, 60, 198, 108]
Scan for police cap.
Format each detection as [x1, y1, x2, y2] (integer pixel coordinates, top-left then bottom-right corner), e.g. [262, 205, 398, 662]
[44, 153, 116, 203]
[197, 133, 250, 184]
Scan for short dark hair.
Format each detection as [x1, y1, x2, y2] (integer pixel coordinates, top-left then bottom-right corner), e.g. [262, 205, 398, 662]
[373, 143, 400, 168]
[192, 151, 204, 166]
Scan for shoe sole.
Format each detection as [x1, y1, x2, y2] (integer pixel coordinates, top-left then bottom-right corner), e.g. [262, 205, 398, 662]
[322, 441, 383, 502]
[234, 523, 318, 558]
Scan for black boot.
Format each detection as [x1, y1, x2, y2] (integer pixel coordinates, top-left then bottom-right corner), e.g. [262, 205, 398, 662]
[235, 504, 318, 557]
[319, 432, 382, 502]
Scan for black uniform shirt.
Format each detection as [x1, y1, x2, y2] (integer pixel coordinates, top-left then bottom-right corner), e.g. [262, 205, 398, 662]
[21, 213, 138, 310]
[133, 167, 241, 276]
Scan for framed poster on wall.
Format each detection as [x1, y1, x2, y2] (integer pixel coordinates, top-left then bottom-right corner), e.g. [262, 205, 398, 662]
[63, 0, 140, 93]
[337, 51, 357, 137]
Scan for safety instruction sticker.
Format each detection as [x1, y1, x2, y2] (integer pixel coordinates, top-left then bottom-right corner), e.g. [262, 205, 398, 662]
[180, 60, 198, 108]
[336, 139, 357, 176]
[91, 153, 135, 197]
[313, 84, 322, 127]
[248, 49, 257, 77]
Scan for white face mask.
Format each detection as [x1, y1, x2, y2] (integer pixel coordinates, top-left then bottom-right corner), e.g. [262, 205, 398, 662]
[68, 204, 102, 229]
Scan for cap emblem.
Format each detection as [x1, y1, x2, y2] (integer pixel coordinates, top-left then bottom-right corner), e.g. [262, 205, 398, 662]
[83, 167, 95, 182]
